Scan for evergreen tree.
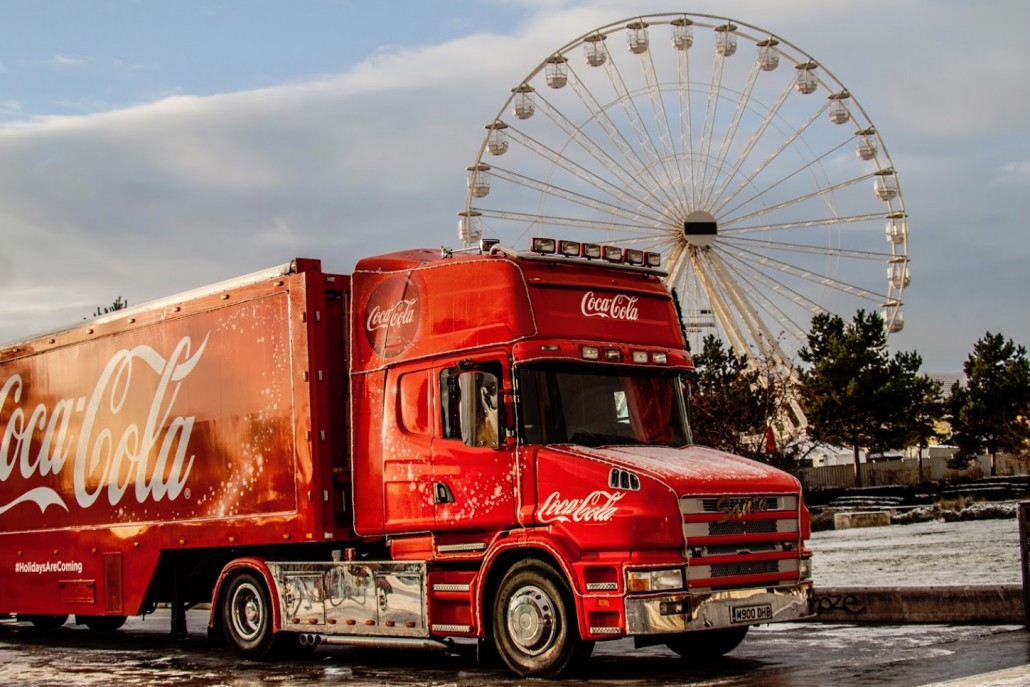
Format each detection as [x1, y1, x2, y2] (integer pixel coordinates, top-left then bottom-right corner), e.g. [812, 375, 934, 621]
[799, 310, 941, 486]
[89, 296, 128, 319]
[948, 332, 1030, 473]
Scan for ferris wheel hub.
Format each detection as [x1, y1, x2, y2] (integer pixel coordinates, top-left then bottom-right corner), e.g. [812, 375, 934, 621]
[683, 210, 718, 247]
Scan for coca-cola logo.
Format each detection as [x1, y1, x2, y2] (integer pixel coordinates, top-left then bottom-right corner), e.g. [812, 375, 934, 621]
[538, 490, 624, 524]
[580, 291, 640, 321]
[366, 299, 417, 333]
[364, 275, 421, 358]
[0, 335, 207, 516]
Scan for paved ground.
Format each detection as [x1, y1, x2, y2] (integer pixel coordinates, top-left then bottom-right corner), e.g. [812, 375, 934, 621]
[1, 610, 1028, 687]
[2, 517, 1027, 685]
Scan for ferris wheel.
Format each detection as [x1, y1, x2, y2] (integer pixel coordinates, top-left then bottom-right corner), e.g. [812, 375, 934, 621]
[459, 12, 909, 382]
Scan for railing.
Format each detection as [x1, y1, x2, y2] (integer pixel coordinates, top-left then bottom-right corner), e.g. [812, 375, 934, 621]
[799, 453, 1028, 490]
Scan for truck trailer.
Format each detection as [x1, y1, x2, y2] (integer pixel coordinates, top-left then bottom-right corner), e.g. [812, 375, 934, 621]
[0, 240, 813, 677]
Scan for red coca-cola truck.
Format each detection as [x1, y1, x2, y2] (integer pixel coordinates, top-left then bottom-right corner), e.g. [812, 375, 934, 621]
[0, 240, 813, 677]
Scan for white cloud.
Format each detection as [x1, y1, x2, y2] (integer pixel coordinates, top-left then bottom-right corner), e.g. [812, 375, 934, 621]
[50, 54, 92, 67]
[994, 159, 1030, 186]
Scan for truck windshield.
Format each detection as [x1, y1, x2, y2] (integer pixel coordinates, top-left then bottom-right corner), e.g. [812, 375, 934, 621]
[516, 363, 691, 448]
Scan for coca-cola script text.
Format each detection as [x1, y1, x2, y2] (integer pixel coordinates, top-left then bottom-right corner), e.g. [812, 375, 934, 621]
[0, 336, 207, 516]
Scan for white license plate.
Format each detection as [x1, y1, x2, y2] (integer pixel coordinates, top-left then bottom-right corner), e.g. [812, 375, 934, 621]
[731, 603, 773, 624]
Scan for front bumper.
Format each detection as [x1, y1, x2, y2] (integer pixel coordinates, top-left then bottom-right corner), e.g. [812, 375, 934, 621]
[624, 581, 814, 635]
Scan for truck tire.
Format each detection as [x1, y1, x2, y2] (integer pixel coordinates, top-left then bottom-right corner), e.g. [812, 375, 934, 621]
[27, 614, 68, 629]
[79, 615, 127, 632]
[665, 626, 749, 659]
[492, 559, 591, 678]
[222, 571, 276, 660]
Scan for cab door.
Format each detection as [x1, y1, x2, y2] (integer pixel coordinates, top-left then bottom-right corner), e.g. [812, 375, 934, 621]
[430, 358, 517, 531]
[380, 367, 436, 533]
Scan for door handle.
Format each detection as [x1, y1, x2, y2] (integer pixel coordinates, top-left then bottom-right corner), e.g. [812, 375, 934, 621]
[434, 482, 455, 504]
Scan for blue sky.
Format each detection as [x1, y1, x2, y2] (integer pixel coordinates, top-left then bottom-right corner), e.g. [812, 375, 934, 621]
[1, 0, 1029, 373]
[0, 1, 527, 117]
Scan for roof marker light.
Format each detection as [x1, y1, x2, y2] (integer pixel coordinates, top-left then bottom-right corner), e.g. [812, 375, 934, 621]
[582, 243, 602, 259]
[625, 249, 644, 266]
[581, 345, 600, 360]
[559, 240, 581, 257]
[651, 352, 668, 365]
[604, 348, 622, 361]
[531, 237, 557, 254]
[631, 350, 649, 364]
[644, 252, 662, 268]
[602, 245, 623, 262]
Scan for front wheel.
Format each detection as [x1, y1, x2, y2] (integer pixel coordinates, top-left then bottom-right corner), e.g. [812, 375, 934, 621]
[492, 559, 591, 678]
[222, 571, 276, 660]
[665, 626, 749, 659]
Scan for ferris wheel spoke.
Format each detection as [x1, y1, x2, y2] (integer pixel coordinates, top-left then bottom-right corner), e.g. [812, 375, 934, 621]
[711, 101, 831, 217]
[666, 242, 690, 285]
[474, 208, 668, 236]
[705, 77, 796, 211]
[696, 51, 730, 210]
[719, 248, 827, 316]
[641, 44, 690, 215]
[675, 43, 698, 209]
[721, 243, 889, 303]
[485, 165, 671, 229]
[690, 251, 751, 358]
[723, 212, 886, 235]
[718, 134, 856, 224]
[531, 87, 672, 214]
[704, 250, 795, 365]
[506, 120, 678, 224]
[601, 49, 686, 212]
[563, 64, 683, 212]
[699, 57, 763, 209]
[720, 236, 894, 261]
[717, 254, 813, 357]
[720, 170, 876, 228]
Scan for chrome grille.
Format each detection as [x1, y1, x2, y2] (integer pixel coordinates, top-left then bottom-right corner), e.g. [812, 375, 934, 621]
[709, 560, 780, 578]
[708, 519, 778, 536]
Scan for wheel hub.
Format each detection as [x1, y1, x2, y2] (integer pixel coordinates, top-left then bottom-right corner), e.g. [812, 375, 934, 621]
[507, 585, 556, 655]
[231, 583, 263, 641]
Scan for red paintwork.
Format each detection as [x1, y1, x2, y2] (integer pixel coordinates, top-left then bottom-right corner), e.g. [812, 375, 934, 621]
[0, 260, 348, 617]
[1, 247, 809, 645]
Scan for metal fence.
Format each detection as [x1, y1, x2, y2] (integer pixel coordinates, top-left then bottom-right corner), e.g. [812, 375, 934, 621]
[799, 453, 1028, 489]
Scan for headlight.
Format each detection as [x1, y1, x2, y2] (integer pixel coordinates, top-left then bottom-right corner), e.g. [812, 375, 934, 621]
[627, 568, 685, 593]
[798, 556, 813, 580]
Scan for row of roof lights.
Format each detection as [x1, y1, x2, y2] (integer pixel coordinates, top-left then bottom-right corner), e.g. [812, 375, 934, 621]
[531, 237, 661, 268]
[581, 345, 668, 365]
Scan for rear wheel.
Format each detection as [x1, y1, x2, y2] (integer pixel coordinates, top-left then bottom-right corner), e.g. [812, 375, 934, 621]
[27, 614, 68, 629]
[79, 615, 127, 632]
[665, 626, 749, 659]
[492, 559, 592, 678]
[222, 571, 276, 660]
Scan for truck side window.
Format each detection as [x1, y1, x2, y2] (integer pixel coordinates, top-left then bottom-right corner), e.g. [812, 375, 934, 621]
[440, 365, 501, 449]
[397, 371, 429, 434]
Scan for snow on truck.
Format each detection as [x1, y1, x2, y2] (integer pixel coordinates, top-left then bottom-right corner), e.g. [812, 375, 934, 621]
[0, 240, 813, 677]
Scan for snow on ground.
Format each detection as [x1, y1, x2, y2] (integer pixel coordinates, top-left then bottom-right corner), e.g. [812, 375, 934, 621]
[810, 517, 1022, 587]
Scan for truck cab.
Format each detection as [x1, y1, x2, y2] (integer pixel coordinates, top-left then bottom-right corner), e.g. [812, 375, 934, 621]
[341, 241, 813, 676]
